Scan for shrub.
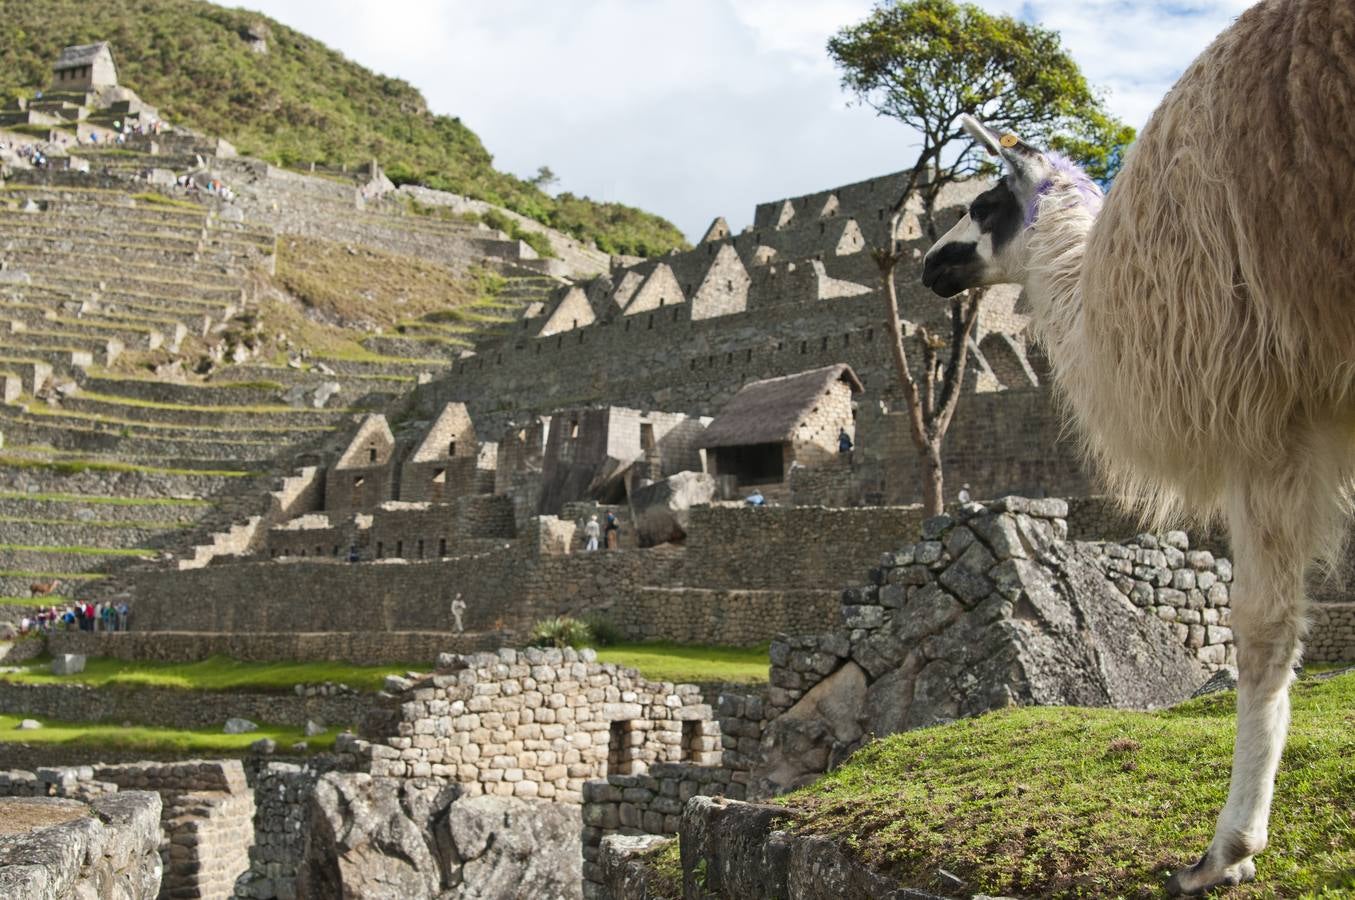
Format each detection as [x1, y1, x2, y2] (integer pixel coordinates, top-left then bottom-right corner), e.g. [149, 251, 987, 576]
[581, 613, 623, 647]
[528, 616, 593, 649]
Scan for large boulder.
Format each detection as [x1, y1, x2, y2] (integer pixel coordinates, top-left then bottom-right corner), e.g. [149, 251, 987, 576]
[755, 661, 867, 792]
[298, 774, 582, 900]
[436, 795, 582, 898]
[629, 471, 717, 546]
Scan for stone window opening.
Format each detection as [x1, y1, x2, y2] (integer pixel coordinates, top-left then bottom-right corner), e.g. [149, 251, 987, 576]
[745, 348, 753, 362]
[299, 549, 306, 557]
[396, 540, 404, 557]
[557, 336, 564, 348]
[332, 545, 339, 556]
[608, 720, 646, 776]
[800, 341, 807, 354]
[315, 546, 323, 557]
[821, 336, 829, 351]
[432, 468, 447, 502]
[681, 721, 703, 761]
[270, 548, 277, 558]
[866, 327, 874, 342]
[726, 279, 734, 291]
[690, 358, 697, 370]
[877, 209, 884, 220]
[352, 476, 365, 506]
[647, 314, 655, 330]
[448, 441, 457, 457]
[579, 330, 586, 343]
[570, 420, 580, 440]
[640, 423, 655, 450]
[819, 223, 825, 235]
[376, 541, 384, 558]
[843, 333, 851, 347]
[438, 538, 447, 556]
[625, 320, 631, 332]
[673, 307, 680, 321]
[367, 447, 377, 463]
[536, 343, 542, 355]
[416, 539, 424, 559]
[726, 352, 733, 365]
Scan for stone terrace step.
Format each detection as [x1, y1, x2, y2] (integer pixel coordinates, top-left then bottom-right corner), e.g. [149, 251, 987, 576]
[0, 329, 121, 365]
[78, 375, 299, 407]
[0, 452, 253, 498]
[0, 337, 96, 370]
[0, 546, 149, 576]
[0, 358, 53, 394]
[8, 314, 166, 352]
[0, 492, 211, 526]
[0, 518, 184, 550]
[0, 414, 292, 463]
[22, 270, 245, 305]
[0, 572, 103, 598]
[56, 392, 357, 429]
[0, 405, 335, 448]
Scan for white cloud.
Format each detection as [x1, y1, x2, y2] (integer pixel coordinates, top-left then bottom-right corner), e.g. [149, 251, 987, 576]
[237, 0, 1250, 241]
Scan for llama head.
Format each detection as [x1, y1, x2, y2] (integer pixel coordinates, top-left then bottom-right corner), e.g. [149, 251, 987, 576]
[922, 115, 1099, 297]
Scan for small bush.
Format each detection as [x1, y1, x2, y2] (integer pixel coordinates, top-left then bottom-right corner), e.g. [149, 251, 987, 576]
[529, 616, 594, 649]
[581, 613, 623, 647]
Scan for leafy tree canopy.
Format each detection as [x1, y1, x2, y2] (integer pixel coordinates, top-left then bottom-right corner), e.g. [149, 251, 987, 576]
[828, 0, 1134, 201]
[0, 0, 688, 257]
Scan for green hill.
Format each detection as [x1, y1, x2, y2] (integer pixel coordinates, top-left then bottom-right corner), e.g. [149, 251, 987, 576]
[0, 0, 689, 257]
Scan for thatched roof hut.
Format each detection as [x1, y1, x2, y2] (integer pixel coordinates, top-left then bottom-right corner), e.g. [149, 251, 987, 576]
[700, 364, 862, 485]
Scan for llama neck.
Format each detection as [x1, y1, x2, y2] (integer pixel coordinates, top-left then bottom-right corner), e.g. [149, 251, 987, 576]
[1021, 181, 1101, 369]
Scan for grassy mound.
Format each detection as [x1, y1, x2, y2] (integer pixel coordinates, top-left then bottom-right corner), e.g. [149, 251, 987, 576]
[785, 671, 1355, 898]
[0, 0, 687, 257]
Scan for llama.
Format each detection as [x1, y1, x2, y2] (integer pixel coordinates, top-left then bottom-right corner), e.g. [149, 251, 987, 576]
[920, 0, 1354, 893]
[29, 578, 61, 598]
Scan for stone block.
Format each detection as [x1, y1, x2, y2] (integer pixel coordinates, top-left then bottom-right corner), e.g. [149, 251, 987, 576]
[51, 654, 86, 675]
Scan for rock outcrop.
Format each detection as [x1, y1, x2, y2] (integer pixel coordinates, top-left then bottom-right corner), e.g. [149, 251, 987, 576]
[297, 773, 582, 899]
[755, 498, 1210, 794]
[629, 471, 717, 547]
[0, 792, 163, 899]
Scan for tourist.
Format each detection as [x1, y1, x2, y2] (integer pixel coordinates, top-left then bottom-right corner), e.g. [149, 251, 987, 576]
[115, 600, 129, 631]
[450, 593, 466, 633]
[838, 428, 853, 454]
[584, 515, 601, 552]
[604, 511, 620, 550]
[347, 544, 360, 563]
[745, 490, 766, 507]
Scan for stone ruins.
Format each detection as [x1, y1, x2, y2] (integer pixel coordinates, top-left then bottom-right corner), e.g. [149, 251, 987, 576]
[0, 39, 1350, 900]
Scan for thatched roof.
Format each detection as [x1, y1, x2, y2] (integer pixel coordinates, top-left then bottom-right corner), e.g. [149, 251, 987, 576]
[53, 42, 112, 71]
[699, 364, 862, 449]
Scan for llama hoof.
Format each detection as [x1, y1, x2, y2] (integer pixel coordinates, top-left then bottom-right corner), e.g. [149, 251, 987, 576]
[1166, 856, 1257, 895]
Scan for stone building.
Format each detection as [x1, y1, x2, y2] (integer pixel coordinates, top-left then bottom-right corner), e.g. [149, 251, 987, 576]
[51, 42, 119, 92]
[399, 401, 493, 503]
[699, 364, 862, 487]
[325, 414, 395, 516]
[538, 406, 707, 513]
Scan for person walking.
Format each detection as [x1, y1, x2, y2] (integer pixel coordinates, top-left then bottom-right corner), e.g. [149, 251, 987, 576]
[604, 511, 620, 550]
[584, 515, 601, 552]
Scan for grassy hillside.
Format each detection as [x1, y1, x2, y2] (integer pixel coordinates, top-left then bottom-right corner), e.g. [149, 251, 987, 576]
[785, 670, 1355, 898]
[0, 0, 688, 257]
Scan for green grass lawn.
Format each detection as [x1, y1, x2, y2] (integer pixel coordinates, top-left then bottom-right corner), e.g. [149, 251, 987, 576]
[785, 671, 1355, 899]
[595, 642, 768, 684]
[0, 714, 337, 754]
[0, 655, 423, 693]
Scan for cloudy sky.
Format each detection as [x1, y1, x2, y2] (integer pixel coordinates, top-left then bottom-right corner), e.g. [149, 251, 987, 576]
[239, 0, 1253, 241]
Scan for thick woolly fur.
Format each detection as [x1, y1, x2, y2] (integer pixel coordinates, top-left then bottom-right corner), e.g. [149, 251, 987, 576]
[1016, 1, 1355, 891]
[1048, 0, 1355, 551]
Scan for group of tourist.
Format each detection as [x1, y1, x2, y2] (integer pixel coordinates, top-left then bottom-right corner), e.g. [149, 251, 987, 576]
[583, 511, 621, 551]
[172, 173, 236, 202]
[0, 139, 51, 169]
[20, 600, 130, 634]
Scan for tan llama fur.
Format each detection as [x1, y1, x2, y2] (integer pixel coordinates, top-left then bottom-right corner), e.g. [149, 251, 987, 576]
[922, 0, 1354, 892]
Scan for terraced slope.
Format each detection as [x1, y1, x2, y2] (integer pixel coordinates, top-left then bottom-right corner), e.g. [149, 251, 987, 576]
[0, 179, 544, 613]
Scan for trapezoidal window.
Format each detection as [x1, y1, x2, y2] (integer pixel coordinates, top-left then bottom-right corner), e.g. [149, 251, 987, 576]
[368, 447, 377, 463]
[416, 539, 424, 559]
[438, 538, 447, 556]
[448, 440, 457, 457]
[432, 467, 447, 502]
[352, 476, 365, 507]
[640, 423, 655, 451]
[681, 720, 709, 762]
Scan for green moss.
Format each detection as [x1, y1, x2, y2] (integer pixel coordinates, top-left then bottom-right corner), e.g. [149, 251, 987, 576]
[0, 455, 248, 477]
[784, 671, 1355, 898]
[0, 655, 425, 693]
[594, 642, 769, 684]
[0, 713, 340, 754]
[130, 191, 202, 210]
[0, 543, 150, 556]
[0, 491, 210, 507]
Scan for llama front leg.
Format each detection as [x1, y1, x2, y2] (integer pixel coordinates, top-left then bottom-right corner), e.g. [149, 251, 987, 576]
[1167, 494, 1311, 895]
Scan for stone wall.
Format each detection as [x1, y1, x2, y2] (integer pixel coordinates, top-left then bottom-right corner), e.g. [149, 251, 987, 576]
[0, 760, 254, 900]
[0, 792, 163, 900]
[355, 646, 718, 805]
[613, 588, 837, 646]
[0, 681, 384, 731]
[1309, 604, 1355, 662]
[677, 505, 926, 591]
[235, 762, 320, 900]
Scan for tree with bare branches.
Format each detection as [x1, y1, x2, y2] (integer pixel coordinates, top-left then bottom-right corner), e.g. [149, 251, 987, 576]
[829, 0, 1132, 515]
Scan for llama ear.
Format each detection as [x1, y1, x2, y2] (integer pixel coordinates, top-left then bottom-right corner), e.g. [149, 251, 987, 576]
[960, 114, 1041, 183]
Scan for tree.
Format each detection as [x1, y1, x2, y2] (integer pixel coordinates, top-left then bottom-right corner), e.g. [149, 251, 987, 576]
[828, 0, 1133, 516]
[529, 165, 559, 190]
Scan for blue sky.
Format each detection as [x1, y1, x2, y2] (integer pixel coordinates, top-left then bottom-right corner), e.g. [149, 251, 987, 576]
[239, 0, 1253, 241]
